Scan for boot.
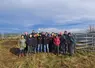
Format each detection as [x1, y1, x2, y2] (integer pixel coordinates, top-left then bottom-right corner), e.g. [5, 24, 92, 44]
[21, 53, 24, 57]
[18, 54, 21, 58]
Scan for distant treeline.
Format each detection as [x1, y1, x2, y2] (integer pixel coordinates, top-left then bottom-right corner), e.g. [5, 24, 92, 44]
[0, 33, 20, 39]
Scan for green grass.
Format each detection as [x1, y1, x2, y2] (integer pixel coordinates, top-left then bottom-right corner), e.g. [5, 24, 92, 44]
[0, 39, 95, 68]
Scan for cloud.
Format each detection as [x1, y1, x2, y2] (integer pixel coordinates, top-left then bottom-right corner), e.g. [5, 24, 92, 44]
[0, 0, 95, 32]
[38, 28, 86, 33]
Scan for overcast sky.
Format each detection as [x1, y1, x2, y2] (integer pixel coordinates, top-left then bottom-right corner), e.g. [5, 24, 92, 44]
[0, 0, 95, 33]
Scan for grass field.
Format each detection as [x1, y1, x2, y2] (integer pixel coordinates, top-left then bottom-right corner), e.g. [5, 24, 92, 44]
[0, 39, 95, 68]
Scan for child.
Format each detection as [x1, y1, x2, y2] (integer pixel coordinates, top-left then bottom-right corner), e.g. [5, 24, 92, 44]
[18, 35, 26, 58]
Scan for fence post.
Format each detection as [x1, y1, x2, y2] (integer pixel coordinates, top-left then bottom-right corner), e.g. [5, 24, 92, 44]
[92, 35, 94, 51]
[1, 32, 4, 40]
[75, 34, 77, 43]
[92, 35, 93, 47]
[86, 34, 87, 47]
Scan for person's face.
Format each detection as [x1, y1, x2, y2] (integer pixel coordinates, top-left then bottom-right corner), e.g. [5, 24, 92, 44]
[30, 35, 32, 38]
[21, 36, 24, 39]
[49, 34, 51, 37]
[69, 33, 72, 36]
[56, 36, 58, 38]
[45, 34, 48, 37]
[64, 31, 67, 34]
[34, 34, 36, 37]
[52, 33, 54, 36]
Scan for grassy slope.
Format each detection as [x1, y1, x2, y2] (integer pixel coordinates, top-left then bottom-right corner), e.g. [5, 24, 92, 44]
[0, 40, 95, 68]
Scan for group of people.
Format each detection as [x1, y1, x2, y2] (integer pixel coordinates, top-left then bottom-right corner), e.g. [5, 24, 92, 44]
[18, 30, 76, 57]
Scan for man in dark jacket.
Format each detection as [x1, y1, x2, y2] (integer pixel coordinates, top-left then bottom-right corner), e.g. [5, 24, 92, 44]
[58, 34, 65, 54]
[37, 34, 42, 53]
[41, 32, 49, 52]
[48, 34, 53, 53]
[41, 33, 46, 52]
[44, 34, 49, 53]
[27, 34, 33, 54]
[32, 34, 37, 53]
[63, 31, 69, 54]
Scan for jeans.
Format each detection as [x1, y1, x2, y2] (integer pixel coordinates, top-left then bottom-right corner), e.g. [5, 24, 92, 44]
[27, 46, 32, 53]
[32, 46, 36, 53]
[63, 43, 68, 54]
[44, 44, 49, 53]
[37, 44, 42, 52]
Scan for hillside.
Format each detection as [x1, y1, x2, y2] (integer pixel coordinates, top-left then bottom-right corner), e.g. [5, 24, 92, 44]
[0, 39, 95, 68]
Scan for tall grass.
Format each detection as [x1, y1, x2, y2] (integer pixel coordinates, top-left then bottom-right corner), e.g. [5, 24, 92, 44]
[0, 40, 95, 68]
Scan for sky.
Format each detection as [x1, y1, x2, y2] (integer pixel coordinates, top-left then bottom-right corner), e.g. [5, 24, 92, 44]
[0, 0, 95, 33]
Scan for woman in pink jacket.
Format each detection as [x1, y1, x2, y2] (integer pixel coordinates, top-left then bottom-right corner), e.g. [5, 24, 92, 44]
[53, 34, 60, 55]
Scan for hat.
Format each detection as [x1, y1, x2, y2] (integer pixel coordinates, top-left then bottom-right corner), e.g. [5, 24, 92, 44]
[24, 32, 28, 35]
[42, 32, 45, 35]
[37, 33, 40, 36]
[54, 34, 56, 36]
[59, 32, 63, 35]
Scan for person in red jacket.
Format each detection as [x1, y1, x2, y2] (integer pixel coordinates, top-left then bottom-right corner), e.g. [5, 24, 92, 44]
[53, 34, 60, 55]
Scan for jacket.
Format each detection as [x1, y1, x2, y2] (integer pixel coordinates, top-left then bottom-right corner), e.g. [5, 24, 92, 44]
[27, 37, 33, 46]
[68, 36, 76, 44]
[53, 37, 60, 46]
[32, 37, 37, 47]
[19, 39, 26, 50]
[37, 36, 42, 44]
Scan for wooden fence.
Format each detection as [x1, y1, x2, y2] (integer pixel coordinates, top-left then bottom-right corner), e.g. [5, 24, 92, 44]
[75, 33, 95, 51]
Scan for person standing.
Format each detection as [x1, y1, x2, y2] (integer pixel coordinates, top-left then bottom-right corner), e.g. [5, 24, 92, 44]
[44, 34, 49, 53]
[53, 35, 60, 55]
[49, 34, 54, 53]
[37, 33, 42, 53]
[68, 32, 76, 56]
[58, 33, 65, 54]
[41, 32, 46, 52]
[24, 32, 29, 55]
[18, 35, 26, 58]
[63, 31, 69, 54]
[27, 34, 33, 55]
[32, 34, 37, 54]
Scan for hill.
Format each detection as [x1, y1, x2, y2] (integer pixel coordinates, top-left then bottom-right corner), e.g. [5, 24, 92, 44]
[0, 39, 95, 68]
